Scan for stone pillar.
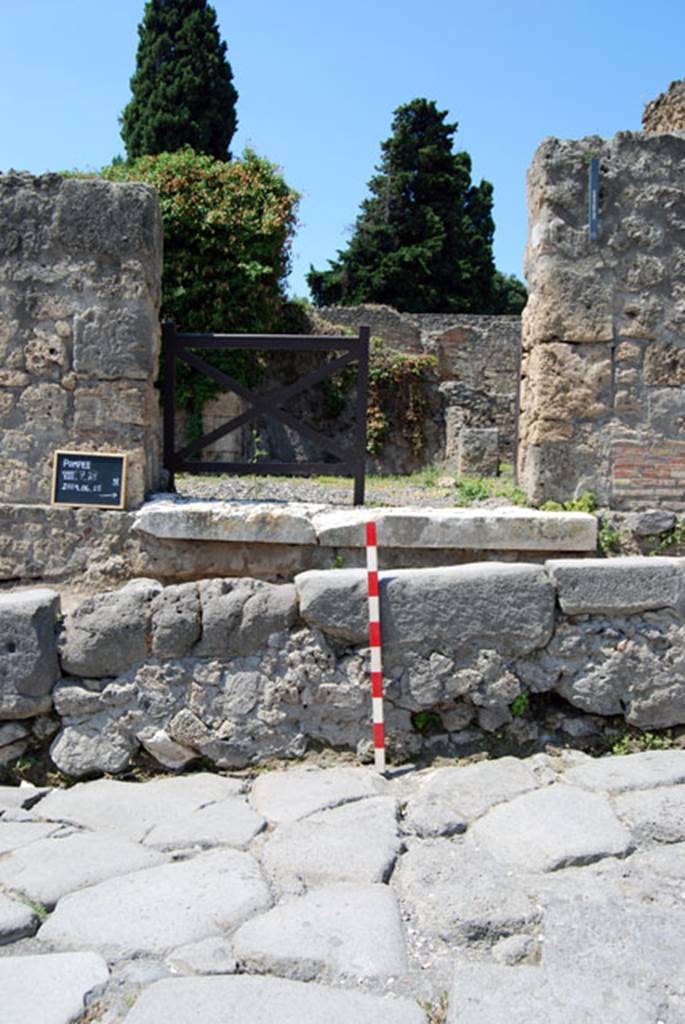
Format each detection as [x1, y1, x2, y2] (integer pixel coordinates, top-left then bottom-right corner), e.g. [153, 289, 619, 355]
[518, 132, 685, 508]
[0, 173, 163, 508]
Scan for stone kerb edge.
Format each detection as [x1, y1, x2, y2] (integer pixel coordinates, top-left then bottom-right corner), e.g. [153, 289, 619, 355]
[133, 501, 598, 553]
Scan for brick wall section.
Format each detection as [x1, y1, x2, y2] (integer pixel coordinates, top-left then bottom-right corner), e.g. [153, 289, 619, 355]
[612, 441, 685, 504]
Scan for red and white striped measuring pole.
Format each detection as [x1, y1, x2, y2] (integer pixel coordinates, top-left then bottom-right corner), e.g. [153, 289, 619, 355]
[366, 521, 386, 773]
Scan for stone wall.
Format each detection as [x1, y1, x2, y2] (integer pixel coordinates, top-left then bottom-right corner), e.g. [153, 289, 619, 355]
[0, 173, 163, 508]
[319, 305, 521, 470]
[518, 132, 685, 508]
[2, 557, 684, 776]
[643, 79, 685, 134]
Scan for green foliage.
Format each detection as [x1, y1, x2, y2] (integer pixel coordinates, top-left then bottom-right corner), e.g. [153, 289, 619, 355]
[540, 491, 598, 514]
[652, 520, 685, 554]
[121, 0, 238, 160]
[412, 710, 444, 734]
[598, 519, 621, 557]
[101, 148, 299, 423]
[490, 270, 528, 314]
[510, 692, 530, 718]
[611, 729, 673, 756]
[308, 98, 500, 314]
[454, 475, 528, 507]
[366, 342, 437, 456]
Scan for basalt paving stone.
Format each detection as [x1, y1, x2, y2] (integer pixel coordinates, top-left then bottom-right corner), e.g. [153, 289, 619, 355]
[613, 785, 685, 846]
[0, 784, 49, 813]
[0, 821, 61, 855]
[395, 838, 542, 946]
[250, 766, 387, 825]
[260, 795, 400, 896]
[39, 849, 271, 958]
[0, 831, 168, 908]
[0, 952, 109, 1024]
[561, 749, 685, 794]
[232, 883, 407, 982]
[166, 935, 238, 976]
[447, 962, 667, 1023]
[541, 897, 685, 997]
[0, 891, 39, 944]
[37, 773, 245, 842]
[403, 756, 541, 837]
[142, 797, 265, 850]
[122, 975, 427, 1024]
[468, 784, 633, 872]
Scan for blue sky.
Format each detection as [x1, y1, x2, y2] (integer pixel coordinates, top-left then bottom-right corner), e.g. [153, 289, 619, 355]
[1, 1, 682, 298]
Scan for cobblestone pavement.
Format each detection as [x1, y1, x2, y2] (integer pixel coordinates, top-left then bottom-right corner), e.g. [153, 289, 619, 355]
[1, 749, 685, 1023]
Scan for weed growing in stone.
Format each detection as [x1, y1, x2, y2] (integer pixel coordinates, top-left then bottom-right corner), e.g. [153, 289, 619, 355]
[510, 692, 530, 717]
[418, 991, 449, 1024]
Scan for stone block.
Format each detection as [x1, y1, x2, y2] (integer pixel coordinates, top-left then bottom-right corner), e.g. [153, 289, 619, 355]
[546, 556, 683, 614]
[195, 578, 297, 657]
[296, 563, 555, 658]
[133, 500, 322, 544]
[0, 952, 110, 1024]
[121, 976, 426, 1024]
[59, 578, 162, 678]
[0, 588, 60, 719]
[311, 507, 597, 551]
[73, 303, 158, 381]
[458, 427, 499, 477]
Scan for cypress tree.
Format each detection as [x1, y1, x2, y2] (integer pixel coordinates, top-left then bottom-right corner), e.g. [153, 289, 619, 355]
[121, 0, 238, 161]
[308, 98, 500, 314]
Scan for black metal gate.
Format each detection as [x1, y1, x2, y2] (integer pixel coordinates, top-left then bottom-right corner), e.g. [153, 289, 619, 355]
[162, 322, 370, 505]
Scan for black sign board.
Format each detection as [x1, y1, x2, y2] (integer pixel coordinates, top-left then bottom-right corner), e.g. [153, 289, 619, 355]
[51, 450, 128, 509]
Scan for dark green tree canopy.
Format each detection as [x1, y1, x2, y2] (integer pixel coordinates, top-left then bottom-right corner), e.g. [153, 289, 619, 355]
[308, 98, 523, 314]
[121, 0, 238, 161]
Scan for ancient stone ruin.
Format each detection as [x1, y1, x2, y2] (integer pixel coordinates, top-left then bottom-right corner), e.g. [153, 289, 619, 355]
[518, 131, 685, 507]
[643, 77, 685, 134]
[3, 81, 685, 776]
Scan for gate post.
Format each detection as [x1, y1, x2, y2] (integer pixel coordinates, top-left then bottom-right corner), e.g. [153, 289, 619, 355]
[162, 320, 177, 494]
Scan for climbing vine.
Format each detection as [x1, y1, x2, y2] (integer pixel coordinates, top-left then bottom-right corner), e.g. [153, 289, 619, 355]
[366, 341, 437, 456]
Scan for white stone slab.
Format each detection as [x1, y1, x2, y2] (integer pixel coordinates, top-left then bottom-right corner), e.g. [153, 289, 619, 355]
[122, 975, 426, 1024]
[469, 784, 633, 872]
[250, 766, 387, 824]
[613, 784, 685, 845]
[0, 821, 60, 855]
[38, 772, 245, 842]
[404, 756, 541, 837]
[39, 848, 271, 958]
[447, 962, 664, 1023]
[143, 797, 265, 850]
[0, 952, 109, 1024]
[0, 783, 48, 813]
[261, 795, 400, 896]
[134, 500, 324, 544]
[133, 500, 596, 552]
[313, 506, 596, 551]
[232, 883, 407, 982]
[166, 936, 238, 976]
[0, 831, 168, 908]
[562, 750, 685, 794]
[0, 891, 39, 944]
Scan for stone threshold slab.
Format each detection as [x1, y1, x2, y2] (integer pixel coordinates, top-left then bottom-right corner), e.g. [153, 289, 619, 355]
[134, 498, 597, 552]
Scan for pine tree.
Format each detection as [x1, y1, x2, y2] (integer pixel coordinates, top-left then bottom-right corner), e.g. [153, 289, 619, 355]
[121, 0, 238, 161]
[308, 99, 500, 313]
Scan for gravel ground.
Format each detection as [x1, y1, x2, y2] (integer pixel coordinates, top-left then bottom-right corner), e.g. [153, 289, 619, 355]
[174, 473, 471, 509]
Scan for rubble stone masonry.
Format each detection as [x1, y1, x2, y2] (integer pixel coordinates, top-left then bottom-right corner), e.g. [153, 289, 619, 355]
[0, 173, 163, 508]
[518, 132, 685, 508]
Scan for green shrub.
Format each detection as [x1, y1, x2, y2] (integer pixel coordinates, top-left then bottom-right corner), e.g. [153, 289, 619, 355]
[100, 148, 299, 427]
